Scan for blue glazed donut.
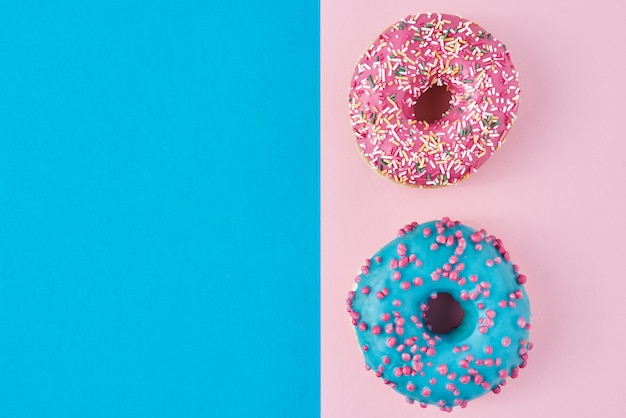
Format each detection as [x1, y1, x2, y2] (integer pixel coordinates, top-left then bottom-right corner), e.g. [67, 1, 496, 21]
[346, 218, 531, 411]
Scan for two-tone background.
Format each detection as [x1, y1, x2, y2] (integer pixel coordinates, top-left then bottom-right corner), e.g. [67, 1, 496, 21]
[1, 0, 625, 417]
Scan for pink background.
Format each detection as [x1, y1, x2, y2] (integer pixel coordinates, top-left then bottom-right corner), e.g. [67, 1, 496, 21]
[321, 1, 626, 417]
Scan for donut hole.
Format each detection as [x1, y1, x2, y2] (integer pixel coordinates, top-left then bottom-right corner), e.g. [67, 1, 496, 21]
[413, 82, 453, 124]
[425, 292, 465, 334]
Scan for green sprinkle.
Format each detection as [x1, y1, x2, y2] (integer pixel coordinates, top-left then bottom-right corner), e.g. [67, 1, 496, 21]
[390, 93, 396, 101]
[456, 107, 463, 114]
[370, 113, 377, 124]
[462, 79, 473, 83]
[413, 35, 424, 42]
[368, 75, 375, 87]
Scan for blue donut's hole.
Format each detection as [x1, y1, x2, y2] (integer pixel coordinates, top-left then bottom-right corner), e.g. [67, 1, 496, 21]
[413, 82, 453, 124]
[425, 292, 465, 334]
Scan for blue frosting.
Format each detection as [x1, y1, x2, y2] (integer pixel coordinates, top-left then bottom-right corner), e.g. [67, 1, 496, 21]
[347, 219, 531, 410]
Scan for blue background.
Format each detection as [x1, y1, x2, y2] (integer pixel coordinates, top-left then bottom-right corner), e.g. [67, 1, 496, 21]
[0, 1, 319, 416]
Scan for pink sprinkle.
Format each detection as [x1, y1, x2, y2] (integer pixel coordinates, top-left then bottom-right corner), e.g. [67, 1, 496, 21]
[358, 322, 368, 331]
[413, 277, 423, 286]
[401, 281, 411, 290]
[449, 271, 458, 281]
[493, 385, 502, 394]
[423, 227, 431, 237]
[486, 259, 494, 267]
[394, 367, 402, 377]
[447, 372, 456, 380]
[431, 272, 440, 281]
[421, 387, 431, 397]
[498, 300, 507, 308]
[479, 326, 488, 334]
[502, 337, 511, 347]
[381, 313, 391, 322]
[362, 344, 369, 352]
[446, 236, 455, 246]
[374, 256, 382, 263]
[476, 359, 484, 366]
[382, 288, 389, 296]
[361, 286, 370, 295]
[429, 377, 437, 385]
[517, 274, 527, 284]
[385, 324, 394, 334]
[403, 366, 411, 376]
[387, 337, 397, 348]
[494, 257, 501, 264]
[458, 278, 467, 286]
[389, 259, 398, 269]
[397, 243, 407, 256]
[486, 309, 496, 319]
[392, 299, 402, 307]
[371, 325, 381, 335]
[459, 375, 471, 384]
[485, 345, 493, 354]
[454, 230, 463, 239]
[430, 243, 439, 251]
[426, 348, 436, 356]
[484, 358, 494, 367]
[436, 235, 446, 244]
[382, 356, 390, 365]
[409, 254, 417, 262]
[470, 232, 483, 243]
[475, 244, 482, 251]
[437, 364, 448, 375]
[376, 292, 384, 299]
[474, 374, 483, 384]
[401, 353, 411, 361]
[407, 382, 415, 392]
[361, 266, 369, 274]
[396, 326, 404, 335]
[518, 317, 527, 328]
[499, 370, 508, 378]
[392, 271, 401, 281]
[399, 257, 409, 268]
[482, 382, 491, 390]
[460, 359, 469, 369]
[469, 274, 478, 282]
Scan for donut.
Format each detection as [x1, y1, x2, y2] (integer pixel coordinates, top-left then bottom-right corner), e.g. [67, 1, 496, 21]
[348, 13, 520, 187]
[346, 218, 531, 411]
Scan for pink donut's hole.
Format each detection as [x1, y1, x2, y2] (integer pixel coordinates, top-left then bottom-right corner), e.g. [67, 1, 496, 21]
[413, 83, 453, 124]
[425, 292, 465, 334]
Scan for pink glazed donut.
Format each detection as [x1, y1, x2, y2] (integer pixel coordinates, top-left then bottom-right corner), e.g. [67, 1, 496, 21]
[349, 13, 520, 187]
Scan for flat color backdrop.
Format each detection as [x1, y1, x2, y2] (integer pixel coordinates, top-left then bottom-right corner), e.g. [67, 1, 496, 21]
[322, 1, 626, 417]
[0, 1, 319, 417]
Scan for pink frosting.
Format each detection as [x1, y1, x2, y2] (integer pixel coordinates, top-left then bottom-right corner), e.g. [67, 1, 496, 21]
[349, 13, 520, 187]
